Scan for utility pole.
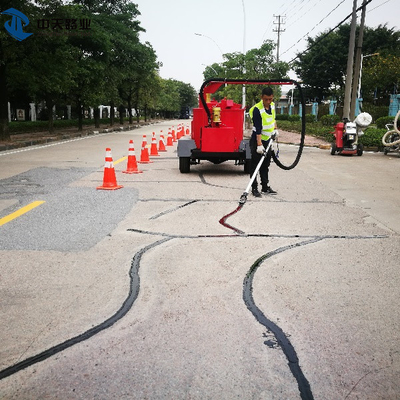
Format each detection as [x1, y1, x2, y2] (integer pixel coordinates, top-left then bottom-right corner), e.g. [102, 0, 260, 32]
[273, 15, 285, 62]
[350, 0, 367, 120]
[342, 0, 358, 121]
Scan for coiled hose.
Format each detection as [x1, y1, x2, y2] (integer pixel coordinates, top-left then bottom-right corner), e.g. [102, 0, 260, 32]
[382, 110, 400, 147]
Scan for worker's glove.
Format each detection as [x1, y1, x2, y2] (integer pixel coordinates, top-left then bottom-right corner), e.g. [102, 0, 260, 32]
[256, 145, 264, 154]
[271, 129, 279, 140]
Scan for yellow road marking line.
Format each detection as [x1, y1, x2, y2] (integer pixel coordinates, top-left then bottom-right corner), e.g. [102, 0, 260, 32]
[0, 201, 45, 227]
[114, 156, 127, 165]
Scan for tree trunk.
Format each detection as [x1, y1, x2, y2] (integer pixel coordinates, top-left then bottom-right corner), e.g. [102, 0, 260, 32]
[0, 49, 10, 141]
[94, 107, 100, 128]
[127, 96, 133, 124]
[110, 101, 115, 126]
[46, 96, 54, 133]
[77, 101, 83, 131]
[119, 105, 124, 125]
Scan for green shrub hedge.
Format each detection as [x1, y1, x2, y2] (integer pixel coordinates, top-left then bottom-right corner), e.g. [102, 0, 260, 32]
[8, 118, 129, 134]
[277, 119, 386, 148]
[320, 114, 341, 126]
[375, 116, 396, 129]
[359, 128, 386, 148]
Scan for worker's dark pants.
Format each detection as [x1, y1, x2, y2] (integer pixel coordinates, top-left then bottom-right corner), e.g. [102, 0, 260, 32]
[249, 138, 272, 190]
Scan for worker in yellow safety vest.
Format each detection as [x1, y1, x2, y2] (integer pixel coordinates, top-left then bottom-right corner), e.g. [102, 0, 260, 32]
[248, 86, 279, 197]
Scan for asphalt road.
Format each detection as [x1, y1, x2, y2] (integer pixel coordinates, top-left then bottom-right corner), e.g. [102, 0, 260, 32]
[0, 120, 399, 399]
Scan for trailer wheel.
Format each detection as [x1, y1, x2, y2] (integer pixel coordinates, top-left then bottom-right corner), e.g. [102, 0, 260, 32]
[357, 144, 363, 156]
[179, 157, 190, 173]
[330, 143, 337, 155]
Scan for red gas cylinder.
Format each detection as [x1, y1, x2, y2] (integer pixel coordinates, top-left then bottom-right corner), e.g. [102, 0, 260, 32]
[334, 122, 344, 148]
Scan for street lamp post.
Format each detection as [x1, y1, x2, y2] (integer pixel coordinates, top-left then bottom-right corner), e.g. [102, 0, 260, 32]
[241, 0, 246, 111]
[195, 33, 226, 85]
[194, 33, 224, 58]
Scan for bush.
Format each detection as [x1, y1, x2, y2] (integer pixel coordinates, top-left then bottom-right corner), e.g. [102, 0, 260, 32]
[375, 116, 395, 129]
[288, 114, 301, 122]
[359, 127, 386, 148]
[276, 114, 289, 120]
[362, 104, 388, 122]
[320, 114, 341, 126]
[305, 114, 316, 123]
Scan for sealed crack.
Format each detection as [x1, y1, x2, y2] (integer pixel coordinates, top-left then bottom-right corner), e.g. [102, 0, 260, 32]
[243, 238, 323, 400]
[0, 237, 171, 380]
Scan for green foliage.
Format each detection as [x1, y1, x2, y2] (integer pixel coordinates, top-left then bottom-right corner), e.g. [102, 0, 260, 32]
[288, 114, 301, 122]
[277, 120, 386, 148]
[293, 24, 400, 103]
[305, 114, 316, 123]
[202, 40, 289, 109]
[375, 116, 395, 129]
[359, 128, 386, 148]
[276, 114, 289, 121]
[8, 118, 111, 133]
[0, 0, 196, 134]
[320, 114, 341, 126]
[362, 104, 391, 122]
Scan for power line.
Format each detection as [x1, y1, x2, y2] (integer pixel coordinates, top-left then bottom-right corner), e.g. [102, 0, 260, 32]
[286, 0, 323, 29]
[287, 0, 375, 64]
[368, 0, 392, 12]
[281, 0, 347, 58]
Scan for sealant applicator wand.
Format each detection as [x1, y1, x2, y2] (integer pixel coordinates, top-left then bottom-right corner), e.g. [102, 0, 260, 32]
[239, 137, 274, 206]
[219, 137, 275, 234]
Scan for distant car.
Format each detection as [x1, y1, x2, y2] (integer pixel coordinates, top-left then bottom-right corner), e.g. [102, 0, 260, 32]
[179, 107, 190, 119]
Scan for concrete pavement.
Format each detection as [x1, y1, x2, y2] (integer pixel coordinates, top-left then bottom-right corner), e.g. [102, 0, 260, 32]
[0, 121, 399, 399]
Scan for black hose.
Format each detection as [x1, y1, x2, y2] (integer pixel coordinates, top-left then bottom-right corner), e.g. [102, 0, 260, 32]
[272, 82, 306, 170]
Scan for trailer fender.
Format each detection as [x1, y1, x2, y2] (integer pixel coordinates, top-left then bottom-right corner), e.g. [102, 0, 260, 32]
[177, 137, 197, 157]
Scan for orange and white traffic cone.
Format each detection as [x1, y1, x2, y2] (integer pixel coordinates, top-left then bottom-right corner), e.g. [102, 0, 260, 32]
[150, 132, 159, 156]
[97, 148, 123, 190]
[167, 130, 173, 146]
[158, 134, 167, 152]
[138, 135, 152, 163]
[172, 128, 176, 142]
[122, 140, 142, 174]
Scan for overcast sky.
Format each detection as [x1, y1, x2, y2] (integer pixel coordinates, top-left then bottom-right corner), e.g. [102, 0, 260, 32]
[133, 0, 398, 92]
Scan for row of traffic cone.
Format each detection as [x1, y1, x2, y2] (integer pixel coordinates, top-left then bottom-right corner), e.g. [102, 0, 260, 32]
[96, 126, 190, 190]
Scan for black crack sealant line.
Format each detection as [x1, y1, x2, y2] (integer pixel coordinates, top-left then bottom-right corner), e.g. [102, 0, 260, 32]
[218, 78, 306, 234]
[0, 237, 172, 381]
[243, 238, 322, 400]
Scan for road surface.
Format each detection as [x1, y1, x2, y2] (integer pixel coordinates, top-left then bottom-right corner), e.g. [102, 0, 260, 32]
[0, 120, 399, 399]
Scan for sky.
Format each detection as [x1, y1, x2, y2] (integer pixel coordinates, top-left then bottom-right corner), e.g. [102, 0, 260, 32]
[133, 0, 398, 92]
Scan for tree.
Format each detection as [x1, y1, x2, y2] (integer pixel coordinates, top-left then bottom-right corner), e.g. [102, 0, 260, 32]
[361, 54, 400, 103]
[154, 79, 196, 118]
[293, 24, 400, 103]
[0, 0, 38, 140]
[202, 40, 289, 108]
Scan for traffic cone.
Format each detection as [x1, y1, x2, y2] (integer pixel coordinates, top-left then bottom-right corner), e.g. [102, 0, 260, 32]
[167, 130, 173, 146]
[177, 125, 183, 139]
[158, 134, 167, 152]
[97, 148, 123, 190]
[122, 140, 142, 174]
[172, 128, 176, 142]
[150, 132, 160, 156]
[138, 135, 152, 163]
[186, 127, 190, 135]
